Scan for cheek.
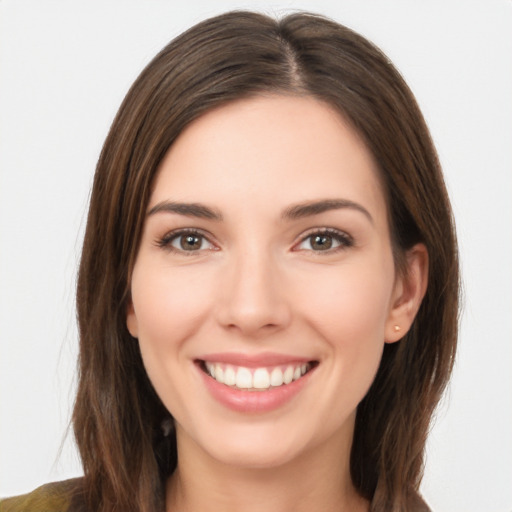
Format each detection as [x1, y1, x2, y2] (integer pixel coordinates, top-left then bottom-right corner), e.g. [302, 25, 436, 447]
[300, 261, 393, 340]
[130, 262, 218, 414]
[131, 262, 215, 344]
[295, 258, 394, 392]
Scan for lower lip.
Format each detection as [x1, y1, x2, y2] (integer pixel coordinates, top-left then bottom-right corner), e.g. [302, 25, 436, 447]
[197, 364, 315, 413]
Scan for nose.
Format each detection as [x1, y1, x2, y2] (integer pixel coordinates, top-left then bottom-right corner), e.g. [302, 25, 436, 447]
[215, 247, 292, 337]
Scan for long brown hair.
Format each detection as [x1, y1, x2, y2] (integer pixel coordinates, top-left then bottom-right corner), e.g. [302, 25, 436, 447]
[73, 11, 459, 512]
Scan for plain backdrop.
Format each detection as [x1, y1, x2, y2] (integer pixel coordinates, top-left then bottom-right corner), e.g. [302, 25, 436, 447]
[1, 1, 511, 511]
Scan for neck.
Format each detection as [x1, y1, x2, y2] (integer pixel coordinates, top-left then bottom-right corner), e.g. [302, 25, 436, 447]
[165, 424, 368, 512]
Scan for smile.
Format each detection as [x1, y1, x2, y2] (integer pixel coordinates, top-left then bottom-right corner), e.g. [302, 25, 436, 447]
[196, 355, 318, 412]
[202, 361, 314, 391]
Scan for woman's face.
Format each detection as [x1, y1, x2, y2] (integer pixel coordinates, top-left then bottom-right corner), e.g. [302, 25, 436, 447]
[127, 95, 406, 469]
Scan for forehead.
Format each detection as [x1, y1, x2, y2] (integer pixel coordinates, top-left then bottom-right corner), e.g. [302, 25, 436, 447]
[151, 95, 387, 225]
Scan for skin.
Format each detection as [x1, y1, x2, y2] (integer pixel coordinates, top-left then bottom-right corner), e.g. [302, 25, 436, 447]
[127, 95, 428, 512]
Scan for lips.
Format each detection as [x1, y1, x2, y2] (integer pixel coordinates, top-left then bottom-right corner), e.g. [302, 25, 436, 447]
[195, 353, 318, 412]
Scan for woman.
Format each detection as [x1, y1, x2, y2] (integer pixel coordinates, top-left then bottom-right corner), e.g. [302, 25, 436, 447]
[1, 10, 458, 512]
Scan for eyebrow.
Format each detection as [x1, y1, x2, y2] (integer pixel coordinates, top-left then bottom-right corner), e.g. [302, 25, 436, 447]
[147, 198, 373, 224]
[282, 199, 373, 224]
[147, 201, 223, 220]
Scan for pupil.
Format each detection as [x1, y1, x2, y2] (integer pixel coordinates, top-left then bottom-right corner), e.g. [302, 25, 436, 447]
[312, 235, 332, 250]
[181, 235, 201, 250]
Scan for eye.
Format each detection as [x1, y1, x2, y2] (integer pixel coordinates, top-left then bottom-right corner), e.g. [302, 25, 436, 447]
[157, 229, 216, 253]
[295, 229, 353, 252]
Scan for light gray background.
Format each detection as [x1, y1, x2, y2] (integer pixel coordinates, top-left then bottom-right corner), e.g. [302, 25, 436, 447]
[1, 1, 511, 511]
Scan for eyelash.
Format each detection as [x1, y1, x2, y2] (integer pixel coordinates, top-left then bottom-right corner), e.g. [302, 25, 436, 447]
[156, 227, 353, 255]
[156, 228, 215, 255]
[295, 228, 354, 253]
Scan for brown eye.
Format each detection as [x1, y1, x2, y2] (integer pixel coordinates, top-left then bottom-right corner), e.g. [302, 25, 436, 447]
[296, 229, 353, 252]
[310, 234, 334, 250]
[157, 229, 215, 253]
[178, 234, 203, 251]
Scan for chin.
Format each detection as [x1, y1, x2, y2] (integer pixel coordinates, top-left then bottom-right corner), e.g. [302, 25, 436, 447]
[175, 417, 311, 470]
[182, 412, 350, 472]
[207, 437, 303, 470]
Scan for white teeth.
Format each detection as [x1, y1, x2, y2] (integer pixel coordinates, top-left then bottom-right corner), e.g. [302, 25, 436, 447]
[253, 368, 270, 389]
[270, 367, 284, 387]
[224, 365, 236, 386]
[214, 365, 224, 383]
[205, 362, 215, 377]
[236, 367, 252, 389]
[283, 366, 294, 384]
[204, 361, 312, 390]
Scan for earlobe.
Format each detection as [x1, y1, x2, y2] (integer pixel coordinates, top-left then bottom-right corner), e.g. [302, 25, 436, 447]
[385, 243, 428, 343]
[126, 301, 139, 338]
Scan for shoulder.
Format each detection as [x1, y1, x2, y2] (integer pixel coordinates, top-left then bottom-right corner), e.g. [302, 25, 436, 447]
[0, 478, 85, 512]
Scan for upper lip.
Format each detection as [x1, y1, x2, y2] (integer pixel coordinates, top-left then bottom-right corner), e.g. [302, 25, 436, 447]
[197, 352, 316, 368]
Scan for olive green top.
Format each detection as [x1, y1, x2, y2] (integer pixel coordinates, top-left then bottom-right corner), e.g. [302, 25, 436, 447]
[1, 478, 432, 511]
[0, 479, 83, 512]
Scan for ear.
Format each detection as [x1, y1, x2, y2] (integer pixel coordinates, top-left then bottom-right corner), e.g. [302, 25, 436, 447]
[126, 300, 139, 338]
[385, 243, 428, 343]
